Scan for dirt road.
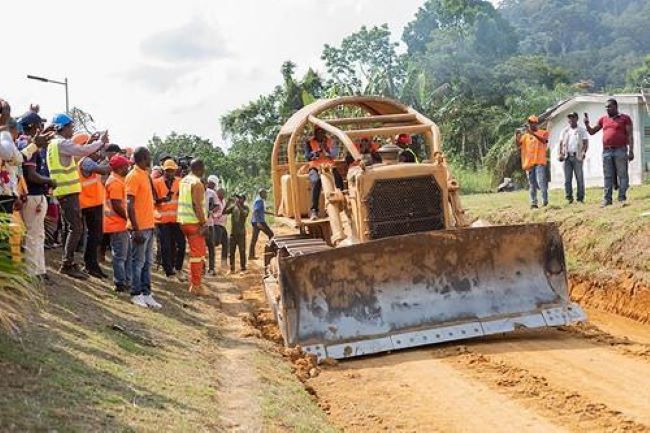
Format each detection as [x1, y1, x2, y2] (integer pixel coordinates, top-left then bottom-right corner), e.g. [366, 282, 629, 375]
[305, 309, 650, 432]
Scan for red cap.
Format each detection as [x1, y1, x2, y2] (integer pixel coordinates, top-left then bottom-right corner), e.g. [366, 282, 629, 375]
[109, 155, 131, 170]
[397, 134, 412, 145]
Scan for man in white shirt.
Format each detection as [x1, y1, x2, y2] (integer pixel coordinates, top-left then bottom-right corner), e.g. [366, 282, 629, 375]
[558, 112, 589, 203]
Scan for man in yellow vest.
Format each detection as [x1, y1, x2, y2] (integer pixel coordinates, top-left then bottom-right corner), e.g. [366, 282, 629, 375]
[178, 158, 208, 295]
[47, 113, 107, 279]
[153, 158, 186, 280]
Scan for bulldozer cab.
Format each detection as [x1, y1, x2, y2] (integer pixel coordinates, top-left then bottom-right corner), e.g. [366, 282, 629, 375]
[265, 96, 586, 361]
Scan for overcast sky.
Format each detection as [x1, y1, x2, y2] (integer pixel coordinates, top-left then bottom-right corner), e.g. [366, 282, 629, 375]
[1, 0, 424, 150]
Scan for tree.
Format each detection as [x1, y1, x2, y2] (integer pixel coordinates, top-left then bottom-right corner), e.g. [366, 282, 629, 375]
[626, 55, 650, 90]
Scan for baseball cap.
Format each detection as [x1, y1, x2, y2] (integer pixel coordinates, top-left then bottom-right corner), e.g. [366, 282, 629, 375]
[18, 111, 45, 129]
[567, 112, 578, 118]
[109, 155, 131, 170]
[162, 159, 178, 170]
[397, 134, 412, 145]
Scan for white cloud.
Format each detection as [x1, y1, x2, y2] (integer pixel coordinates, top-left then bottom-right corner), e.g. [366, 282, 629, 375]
[140, 16, 229, 64]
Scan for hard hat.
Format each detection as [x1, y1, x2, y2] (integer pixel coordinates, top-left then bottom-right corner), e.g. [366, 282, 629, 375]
[51, 113, 73, 130]
[72, 132, 91, 145]
[162, 159, 178, 171]
[527, 115, 539, 123]
[207, 175, 219, 185]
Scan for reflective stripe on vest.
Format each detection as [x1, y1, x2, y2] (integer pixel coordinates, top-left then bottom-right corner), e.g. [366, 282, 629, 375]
[78, 158, 104, 209]
[46, 138, 81, 197]
[177, 173, 201, 224]
[153, 177, 180, 223]
[308, 137, 335, 168]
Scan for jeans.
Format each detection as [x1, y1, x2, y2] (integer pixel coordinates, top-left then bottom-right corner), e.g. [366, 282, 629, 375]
[308, 168, 344, 212]
[249, 222, 274, 258]
[130, 228, 154, 296]
[110, 231, 132, 287]
[82, 205, 103, 271]
[603, 147, 629, 203]
[21, 195, 47, 275]
[59, 193, 83, 266]
[563, 156, 585, 202]
[157, 222, 186, 276]
[527, 165, 548, 206]
[229, 232, 246, 271]
[206, 225, 215, 271]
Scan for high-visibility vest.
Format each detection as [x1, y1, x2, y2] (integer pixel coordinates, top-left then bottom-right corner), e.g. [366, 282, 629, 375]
[103, 174, 127, 233]
[78, 157, 105, 209]
[177, 173, 202, 224]
[153, 176, 180, 224]
[46, 138, 81, 197]
[308, 137, 335, 168]
[519, 131, 548, 171]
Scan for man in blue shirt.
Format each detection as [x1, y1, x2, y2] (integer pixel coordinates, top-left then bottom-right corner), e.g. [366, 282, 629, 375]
[249, 188, 274, 260]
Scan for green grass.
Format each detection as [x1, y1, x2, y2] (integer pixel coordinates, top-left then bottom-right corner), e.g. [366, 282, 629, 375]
[450, 165, 493, 194]
[461, 183, 650, 280]
[255, 350, 340, 433]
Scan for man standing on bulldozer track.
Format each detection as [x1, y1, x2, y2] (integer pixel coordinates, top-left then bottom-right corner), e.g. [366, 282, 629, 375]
[516, 115, 549, 209]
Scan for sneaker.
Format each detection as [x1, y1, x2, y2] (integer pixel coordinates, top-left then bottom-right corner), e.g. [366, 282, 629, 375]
[131, 294, 148, 308]
[59, 263, 89, 280]
[566, 198, 574, 204]
[142, 294, 162, 309]
[309, 210, 318, 220]
[600, 201, 612, 208]
[207, 269, 217, 277]
[530, 204, 539, 209]
[114, 283, 129, 293]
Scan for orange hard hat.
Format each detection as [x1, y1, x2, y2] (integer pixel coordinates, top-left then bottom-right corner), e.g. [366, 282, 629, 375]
[72, 132, 91, 145]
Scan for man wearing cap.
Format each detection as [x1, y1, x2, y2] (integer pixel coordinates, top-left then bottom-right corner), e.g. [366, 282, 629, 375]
[559, 112, 589, 204]
[249, 188, 274, 260]
[104, 155, 132, 292]
[224, 192, 249, 273]
[515, 115, 550, 209]
[78, 133, 111, 278]
[396, 134, 419, 163]
[99, 143, 122, 263]
[47, 113, 107, 279]
[214, 187, 229, 272]
[584, 98, 634, 207]
[178, 158, 208, 295]
[153, 158, 186, 280]
[304, 127, 344, 220]
[18, 111, 57, 281]
[204, 175, 220, 275]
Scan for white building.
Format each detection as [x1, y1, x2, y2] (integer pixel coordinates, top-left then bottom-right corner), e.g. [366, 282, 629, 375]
[541, 94, 650, 190]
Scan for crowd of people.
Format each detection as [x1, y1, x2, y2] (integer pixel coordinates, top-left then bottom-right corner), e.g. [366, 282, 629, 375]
[516, 98, 635, 208]
[0, 98, 275, 309]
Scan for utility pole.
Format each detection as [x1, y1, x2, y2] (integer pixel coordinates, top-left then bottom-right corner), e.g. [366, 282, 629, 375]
[26, 75, 69, 114]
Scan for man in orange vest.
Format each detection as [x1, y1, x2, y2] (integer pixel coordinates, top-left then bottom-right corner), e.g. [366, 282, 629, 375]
[516, 115, 550, 209]
[153, 158, 186, 280]
[104, 155, 132, 292]
[346, 136, 382, 168]
[304, 126, 343, 220]
[78, 134, 111, 278]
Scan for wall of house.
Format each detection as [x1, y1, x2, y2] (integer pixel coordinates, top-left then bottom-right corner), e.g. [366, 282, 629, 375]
[546, 99, 644, 190]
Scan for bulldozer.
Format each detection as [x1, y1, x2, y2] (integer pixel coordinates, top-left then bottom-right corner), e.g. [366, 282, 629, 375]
[263, 96, 586, 360]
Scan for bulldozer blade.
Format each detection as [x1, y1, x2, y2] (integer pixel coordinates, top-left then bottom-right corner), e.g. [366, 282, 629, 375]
[270, 223, 586, 360]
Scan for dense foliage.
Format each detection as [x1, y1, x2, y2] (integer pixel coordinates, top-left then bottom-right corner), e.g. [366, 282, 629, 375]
[150, 0, 650, 192]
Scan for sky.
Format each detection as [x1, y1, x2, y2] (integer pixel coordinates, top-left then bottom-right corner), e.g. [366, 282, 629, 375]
[1, 0, 424, 150]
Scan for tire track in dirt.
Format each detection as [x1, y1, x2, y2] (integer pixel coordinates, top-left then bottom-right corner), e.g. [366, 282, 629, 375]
[463, 330, 650, 427]
[312, 349, 569, 433]
[447, 350, 649, 432]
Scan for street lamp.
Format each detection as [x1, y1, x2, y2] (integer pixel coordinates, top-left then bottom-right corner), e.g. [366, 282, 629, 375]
[26, 75, 69, 114]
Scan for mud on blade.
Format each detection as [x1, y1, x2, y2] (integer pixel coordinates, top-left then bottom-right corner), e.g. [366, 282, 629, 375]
[270, 223, 586, 360]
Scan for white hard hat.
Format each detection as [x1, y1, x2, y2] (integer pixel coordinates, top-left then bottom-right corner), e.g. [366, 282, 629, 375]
[207, 175, 220, 186]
